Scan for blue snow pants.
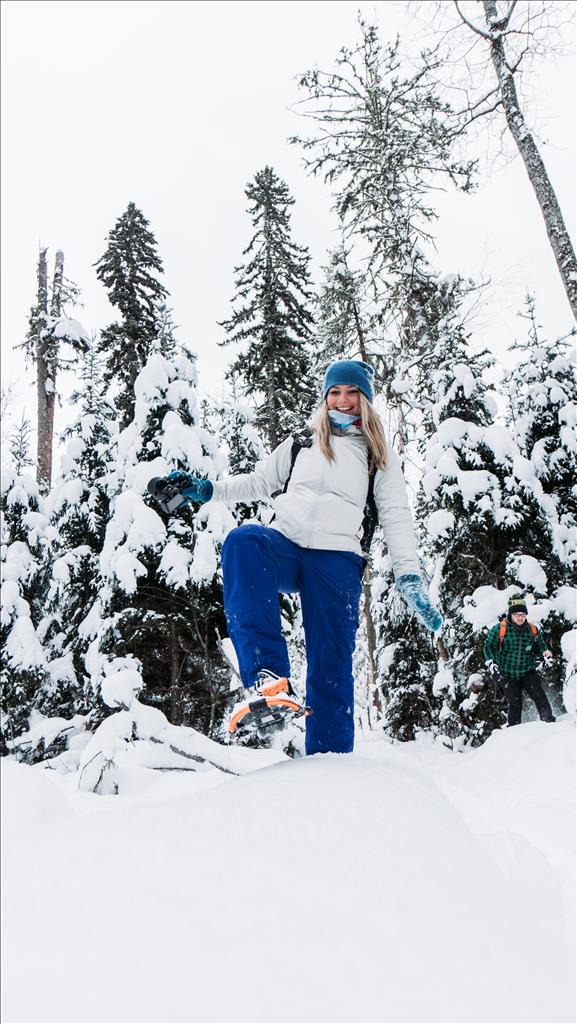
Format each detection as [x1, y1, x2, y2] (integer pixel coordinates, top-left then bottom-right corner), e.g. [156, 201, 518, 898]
[221, 524, 365, 755]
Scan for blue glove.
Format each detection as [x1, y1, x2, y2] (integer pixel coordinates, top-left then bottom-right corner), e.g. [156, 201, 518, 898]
[396, 573, 443, 633]
[148, 472, 213, 514]
[167, 471, 213, 504]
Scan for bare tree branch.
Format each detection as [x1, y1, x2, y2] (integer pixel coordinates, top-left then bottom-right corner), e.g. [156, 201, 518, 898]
[453, 0, 497, 40]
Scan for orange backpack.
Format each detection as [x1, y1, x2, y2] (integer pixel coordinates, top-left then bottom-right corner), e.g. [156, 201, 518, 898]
[498, 619, 537, 648]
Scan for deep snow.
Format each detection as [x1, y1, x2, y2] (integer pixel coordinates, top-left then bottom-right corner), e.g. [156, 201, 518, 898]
[2, 719, 575, 1024]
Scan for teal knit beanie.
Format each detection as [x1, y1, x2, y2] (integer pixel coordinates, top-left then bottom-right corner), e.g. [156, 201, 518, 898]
[323, 360, 375, 402]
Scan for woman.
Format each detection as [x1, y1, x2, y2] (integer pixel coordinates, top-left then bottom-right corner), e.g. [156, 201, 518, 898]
[150, 359, 442, 755]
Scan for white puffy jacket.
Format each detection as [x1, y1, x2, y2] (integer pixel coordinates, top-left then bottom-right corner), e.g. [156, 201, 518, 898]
[211, 431, 420, 580]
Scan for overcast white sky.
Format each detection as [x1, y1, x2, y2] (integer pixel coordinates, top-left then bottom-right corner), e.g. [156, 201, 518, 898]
[1, 0, 575, 441]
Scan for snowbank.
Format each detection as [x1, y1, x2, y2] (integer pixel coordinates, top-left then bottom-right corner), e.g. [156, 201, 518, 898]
[2, 720, 574, 1023]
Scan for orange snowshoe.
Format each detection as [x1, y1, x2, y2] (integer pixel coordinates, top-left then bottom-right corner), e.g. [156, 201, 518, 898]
[228, 671, 310, 741]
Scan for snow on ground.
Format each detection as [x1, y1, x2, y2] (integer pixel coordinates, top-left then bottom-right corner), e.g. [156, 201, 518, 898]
[2, 719, 575, 1024]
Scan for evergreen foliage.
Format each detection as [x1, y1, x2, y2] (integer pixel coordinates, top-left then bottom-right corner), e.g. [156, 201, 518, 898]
[8, 412, 33, 474]
[95, 203, 168, 427]
[2, 26, 574, 769]
[95, 332, 234, 737]
[373, 561, 438, 742]
[41, 341, 118, 725]
[419, 363, 508, 741]
[414, 280, 570, 742]
[220, 166, 316, 449]
[0, 470, 51, 753]
[506, 296, 577, 576]
[500, 297, 577, 708]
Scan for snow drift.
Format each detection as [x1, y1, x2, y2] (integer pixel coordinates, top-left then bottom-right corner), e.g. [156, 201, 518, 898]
[1, 719, 575, 1023]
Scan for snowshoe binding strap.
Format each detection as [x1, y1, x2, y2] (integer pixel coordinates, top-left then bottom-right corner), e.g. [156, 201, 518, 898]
[228, 693, 311, 740]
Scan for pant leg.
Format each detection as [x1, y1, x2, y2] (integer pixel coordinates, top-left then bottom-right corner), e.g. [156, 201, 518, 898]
[299, 548, 365, 755]
[221, 525, 299, 688]
[503, 675, 523, 726]
[521, 670, 555, 722]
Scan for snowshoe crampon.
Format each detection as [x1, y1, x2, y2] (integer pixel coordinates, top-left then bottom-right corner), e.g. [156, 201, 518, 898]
[228, 674, 310, 742]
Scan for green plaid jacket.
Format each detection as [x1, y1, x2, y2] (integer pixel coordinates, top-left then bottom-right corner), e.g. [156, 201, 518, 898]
[483, 620, 548, 679]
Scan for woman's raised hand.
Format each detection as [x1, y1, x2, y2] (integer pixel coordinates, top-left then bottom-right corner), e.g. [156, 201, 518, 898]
[167, 471, 213, 504]
[147, 471, 213, 514]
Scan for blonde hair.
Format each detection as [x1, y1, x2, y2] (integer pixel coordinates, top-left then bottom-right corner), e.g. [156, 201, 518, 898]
[310, 393, 387, 470]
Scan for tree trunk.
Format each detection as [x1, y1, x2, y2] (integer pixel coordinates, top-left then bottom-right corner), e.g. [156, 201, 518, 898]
[362, 565, 382, 723]
[483, 0, 577, 320]
[352, 296, 368, 361]
[36, 249, 64, 491]
[50, 250, 64, 317]
[170, 621, 183, 725]
[35, 248, 50, 491]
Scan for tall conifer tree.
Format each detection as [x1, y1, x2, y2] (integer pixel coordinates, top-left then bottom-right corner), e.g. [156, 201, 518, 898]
[220, 167, 316, 449]
[42, 341, 117, 723]
[95, 203, 168, 427]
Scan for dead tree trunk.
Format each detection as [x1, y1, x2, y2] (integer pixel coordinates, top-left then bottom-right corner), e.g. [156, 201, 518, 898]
[50, 250, 64, 318]
[35, 248, 50, 491]
[482, 0, 577, 320]
[36, 249, 64, 491]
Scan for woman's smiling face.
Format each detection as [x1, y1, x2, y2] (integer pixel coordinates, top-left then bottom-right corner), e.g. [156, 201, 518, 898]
[326, 385, 361, 416]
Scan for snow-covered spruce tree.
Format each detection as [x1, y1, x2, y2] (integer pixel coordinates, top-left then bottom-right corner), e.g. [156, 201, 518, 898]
[96, 331, 235, 736]
[0, 469, 51, 755]
[417, 341, 507, 743]
[370, 552, 437, 742]
[95, 203, 168, 428]
[39, 341, 118, 730]
[506, 296, 577, 575]
[219, 166, 316, 450]
[417, 298, 566, 743]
